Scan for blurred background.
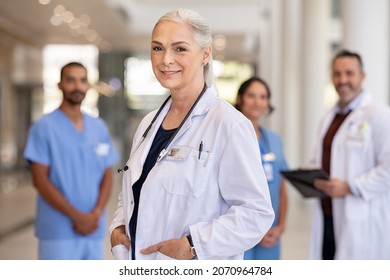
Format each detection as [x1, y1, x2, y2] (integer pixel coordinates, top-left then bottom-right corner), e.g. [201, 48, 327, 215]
[0, 0, 389, 259]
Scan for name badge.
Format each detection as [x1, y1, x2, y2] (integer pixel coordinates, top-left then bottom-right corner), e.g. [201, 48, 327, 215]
[95, 143, 110, 156]
[262, 152, 275, 183]
[263, 162, 274, 182]
[263, 152, 276, 162]
[166, 145, 192, 161]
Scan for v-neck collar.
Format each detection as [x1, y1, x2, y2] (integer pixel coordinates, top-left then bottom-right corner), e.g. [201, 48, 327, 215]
[56, 109, 85, 135]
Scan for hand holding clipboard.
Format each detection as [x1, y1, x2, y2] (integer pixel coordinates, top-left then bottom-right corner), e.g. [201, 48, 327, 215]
[281, 169, 329, 198]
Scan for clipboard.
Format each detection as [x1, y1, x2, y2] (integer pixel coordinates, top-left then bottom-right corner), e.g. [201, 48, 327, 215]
[281, 169, 329, 198]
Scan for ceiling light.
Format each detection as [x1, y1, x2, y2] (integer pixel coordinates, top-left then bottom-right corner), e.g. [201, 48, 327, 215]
[213, 34, 226, 51]
[53, 5, 66, 16]
[62, 11, 74, 23]
[50, 14, 62, 26]
[38, 0, 51, 5]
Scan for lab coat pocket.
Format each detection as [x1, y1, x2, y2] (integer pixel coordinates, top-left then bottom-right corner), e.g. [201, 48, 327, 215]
[155, 251, 177, 260]
[111, 244, 130, 260]
[161, 150, 213, 198]
[346, 121, 368, 149]
[346, 134, 364, 149]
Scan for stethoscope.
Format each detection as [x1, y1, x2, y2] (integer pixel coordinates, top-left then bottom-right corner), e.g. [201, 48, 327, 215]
[117, 83, 208, 173]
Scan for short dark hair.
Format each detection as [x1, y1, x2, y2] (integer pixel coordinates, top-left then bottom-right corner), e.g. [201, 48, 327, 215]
[60, 62, 87, 80]
[332, 49, 364, 71]
[235, 76, 275, 114]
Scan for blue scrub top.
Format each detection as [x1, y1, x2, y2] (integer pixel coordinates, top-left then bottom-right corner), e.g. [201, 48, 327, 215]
[24, 109, 119, 240]
[244, 126, 288, 260]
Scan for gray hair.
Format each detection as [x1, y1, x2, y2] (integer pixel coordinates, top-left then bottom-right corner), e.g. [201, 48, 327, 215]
[153, 8, 215, 86]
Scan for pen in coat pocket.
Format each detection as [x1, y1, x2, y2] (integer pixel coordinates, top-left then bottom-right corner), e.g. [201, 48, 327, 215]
[198, 141, 203, 160]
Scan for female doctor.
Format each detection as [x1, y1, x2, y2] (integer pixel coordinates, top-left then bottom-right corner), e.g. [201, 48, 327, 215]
[235, 77, 289, 260]
[109, 8, 274, 260]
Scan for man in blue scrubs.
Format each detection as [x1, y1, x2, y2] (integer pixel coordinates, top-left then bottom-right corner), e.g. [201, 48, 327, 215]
[24, 62, 119, 259]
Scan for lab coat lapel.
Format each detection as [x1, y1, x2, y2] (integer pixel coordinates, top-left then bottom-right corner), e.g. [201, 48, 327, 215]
[166, 87, 213, 144]
[128, 99, 172, 182]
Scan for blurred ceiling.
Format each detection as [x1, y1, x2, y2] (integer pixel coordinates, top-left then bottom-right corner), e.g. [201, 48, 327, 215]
[0, 0, 264, 61]
[0, 0, 132, 51]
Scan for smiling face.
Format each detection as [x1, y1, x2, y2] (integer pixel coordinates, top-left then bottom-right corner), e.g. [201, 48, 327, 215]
[150, 20, 211, 92]
[332, 56, 365, 109]
[237, 80, 270, 122]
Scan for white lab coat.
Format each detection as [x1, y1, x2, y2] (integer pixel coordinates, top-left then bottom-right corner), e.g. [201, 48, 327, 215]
[110, 85, 274, 260]
[309, 92, 390, 259]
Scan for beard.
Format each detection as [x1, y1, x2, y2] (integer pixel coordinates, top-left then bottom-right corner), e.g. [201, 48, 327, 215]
[65, 90, 86, 105]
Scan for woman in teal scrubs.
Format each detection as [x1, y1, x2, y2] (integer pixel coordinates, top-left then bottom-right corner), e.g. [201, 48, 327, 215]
[236, 77, 289, 260]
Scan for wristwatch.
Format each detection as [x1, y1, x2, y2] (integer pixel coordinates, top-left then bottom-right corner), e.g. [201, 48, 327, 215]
[186, 235, 197, 258]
